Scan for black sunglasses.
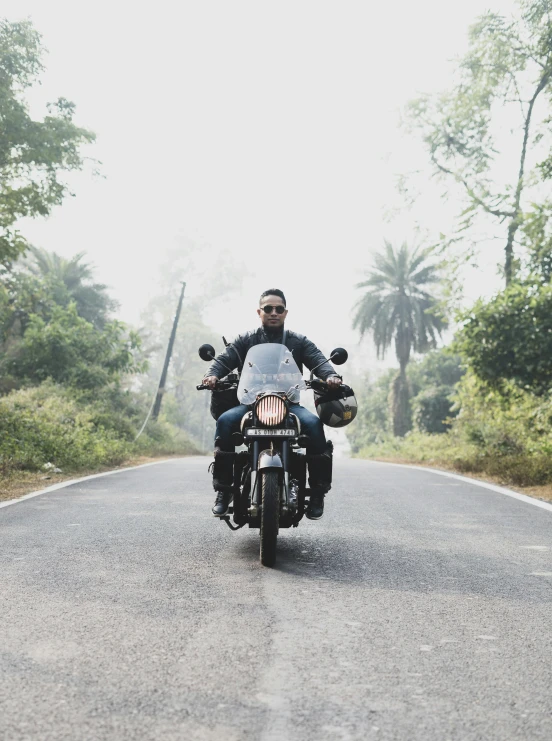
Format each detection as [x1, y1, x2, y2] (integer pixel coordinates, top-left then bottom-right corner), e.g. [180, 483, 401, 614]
[261, 304, 286, 315]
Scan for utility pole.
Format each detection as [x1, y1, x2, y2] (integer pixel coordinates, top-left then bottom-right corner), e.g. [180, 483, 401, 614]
[152, 281, 186, 422]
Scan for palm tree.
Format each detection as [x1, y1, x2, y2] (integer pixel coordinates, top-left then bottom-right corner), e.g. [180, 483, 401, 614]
[353, 241, 446, 436]
[25, 246, 118, 327]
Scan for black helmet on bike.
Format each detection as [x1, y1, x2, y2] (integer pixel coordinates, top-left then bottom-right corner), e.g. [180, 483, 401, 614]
[314, 384, 358, 428]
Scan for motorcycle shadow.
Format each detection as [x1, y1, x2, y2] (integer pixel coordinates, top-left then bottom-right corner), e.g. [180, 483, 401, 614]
[233, 529, 552, 604]
[234, 529, 322, 573]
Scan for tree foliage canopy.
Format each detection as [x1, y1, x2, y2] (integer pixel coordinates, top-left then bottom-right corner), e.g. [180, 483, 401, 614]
[1, 303, 144, 391]
[521, 199, 552, 282]
[0, 247, 118, 372]
[456, 281, 552, 395]
[405, 0, 552, 284]
[0, 20, 95, 269]
[23, 246, 118, 327]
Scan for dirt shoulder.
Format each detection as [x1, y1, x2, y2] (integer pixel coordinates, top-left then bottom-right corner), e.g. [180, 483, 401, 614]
[365, 456, 552, 504]
[0, 455, 197, 504]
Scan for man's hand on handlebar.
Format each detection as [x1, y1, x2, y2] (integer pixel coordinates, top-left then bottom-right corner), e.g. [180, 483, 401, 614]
[326, 375, 342, 389]
[197, 375, 238, 391]
[307, 376, 343, 392]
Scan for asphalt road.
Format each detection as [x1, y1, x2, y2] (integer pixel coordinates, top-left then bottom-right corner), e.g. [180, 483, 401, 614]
[1, 457, 552, 741]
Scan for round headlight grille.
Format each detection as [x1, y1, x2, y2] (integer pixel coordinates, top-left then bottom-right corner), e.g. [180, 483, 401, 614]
[256, 394, 286, 427]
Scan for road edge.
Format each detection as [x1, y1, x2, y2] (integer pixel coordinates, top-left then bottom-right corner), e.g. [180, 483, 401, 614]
[366, 460, 552, 513]
[0, 458, 192, 510]
[4, 457, 552, 515]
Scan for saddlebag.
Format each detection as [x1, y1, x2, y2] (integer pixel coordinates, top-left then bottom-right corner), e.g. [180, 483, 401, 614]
[210, 388, 239, 420]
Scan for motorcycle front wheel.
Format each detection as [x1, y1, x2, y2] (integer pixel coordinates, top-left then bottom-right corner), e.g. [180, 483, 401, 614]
[260, 471, 279, 567]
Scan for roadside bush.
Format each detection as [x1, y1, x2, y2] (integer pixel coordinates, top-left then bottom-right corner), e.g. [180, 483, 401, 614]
[0, 382, 129, 474]
[454, 371, 552, 459]
[354, 370, 552, 487]
[0, 381, 199, 475]
[355, 429, 480, 469]
[134, 419, 200, 457]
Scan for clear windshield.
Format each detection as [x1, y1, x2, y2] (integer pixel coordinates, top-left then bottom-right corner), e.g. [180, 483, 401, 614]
[237, 344, 307, 404]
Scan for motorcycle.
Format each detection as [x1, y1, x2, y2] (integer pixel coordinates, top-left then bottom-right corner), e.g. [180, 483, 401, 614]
[197, 341, 348, 566]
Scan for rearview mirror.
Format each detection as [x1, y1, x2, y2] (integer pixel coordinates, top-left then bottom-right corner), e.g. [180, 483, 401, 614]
[198, 343, 216, 362]
[330, 347, 348, 365]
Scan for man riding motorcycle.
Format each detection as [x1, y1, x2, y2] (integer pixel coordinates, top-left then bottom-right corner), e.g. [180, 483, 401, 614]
[203, 288, 343, 520]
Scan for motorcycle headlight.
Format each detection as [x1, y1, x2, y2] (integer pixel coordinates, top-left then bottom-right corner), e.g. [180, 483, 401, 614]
[256, 394, 286, 427]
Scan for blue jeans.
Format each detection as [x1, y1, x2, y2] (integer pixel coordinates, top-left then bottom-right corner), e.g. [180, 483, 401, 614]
[215, 404, 327, 454]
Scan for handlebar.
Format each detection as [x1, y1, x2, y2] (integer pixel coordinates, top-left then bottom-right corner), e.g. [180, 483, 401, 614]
[197, 378, 340, 392]
[307, 379, 328, 392]
[196, 381, 238, 392]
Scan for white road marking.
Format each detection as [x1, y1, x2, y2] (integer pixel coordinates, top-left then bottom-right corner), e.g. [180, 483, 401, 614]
[367, 461, 552, 514]
[530, 572, 552, 576]
[520, 546, 550, 551]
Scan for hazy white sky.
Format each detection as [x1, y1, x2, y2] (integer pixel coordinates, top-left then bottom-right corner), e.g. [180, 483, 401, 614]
[6, 0, 517, 371]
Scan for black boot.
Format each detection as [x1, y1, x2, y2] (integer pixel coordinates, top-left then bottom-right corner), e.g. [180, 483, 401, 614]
[306, 492, 325, 520]
[212, 491, 231, 516]
[210, 448, 236, 517]
[305, 441, 333, 521]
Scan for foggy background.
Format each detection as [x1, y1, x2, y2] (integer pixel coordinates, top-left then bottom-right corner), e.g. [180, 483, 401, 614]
[5, 0, 516, 372]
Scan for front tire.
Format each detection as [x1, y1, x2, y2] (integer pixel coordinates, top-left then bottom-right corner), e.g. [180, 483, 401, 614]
[260, 471, 279, 567]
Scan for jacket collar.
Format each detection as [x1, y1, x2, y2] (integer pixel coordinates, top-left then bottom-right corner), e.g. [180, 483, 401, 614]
[259, 326, 285, 344]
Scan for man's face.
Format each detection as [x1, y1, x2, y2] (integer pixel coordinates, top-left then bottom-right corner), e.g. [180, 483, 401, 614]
[257, 294, 288, 329]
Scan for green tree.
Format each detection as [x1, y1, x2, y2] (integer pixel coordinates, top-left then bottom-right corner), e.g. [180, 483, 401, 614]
[0, 20, 95, 270]
[24, 246, 117, 327]
[405, 0, 552, 285]
[0, 247, 117, 386]
[408, 349, 465, 434]
[407, 348, 465, 394]
[0, 270, 53, 347]
[2, 303, 144, 391]
[455, 281, 552, 395]
[520, 200, 552, 283]
[412, 386, 457, 434]
[353, 241, 446, 436]
[346, 350, 463, 451]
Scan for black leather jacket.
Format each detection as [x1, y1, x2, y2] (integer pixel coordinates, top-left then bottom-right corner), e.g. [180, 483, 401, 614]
[205, 327, 337, 381]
